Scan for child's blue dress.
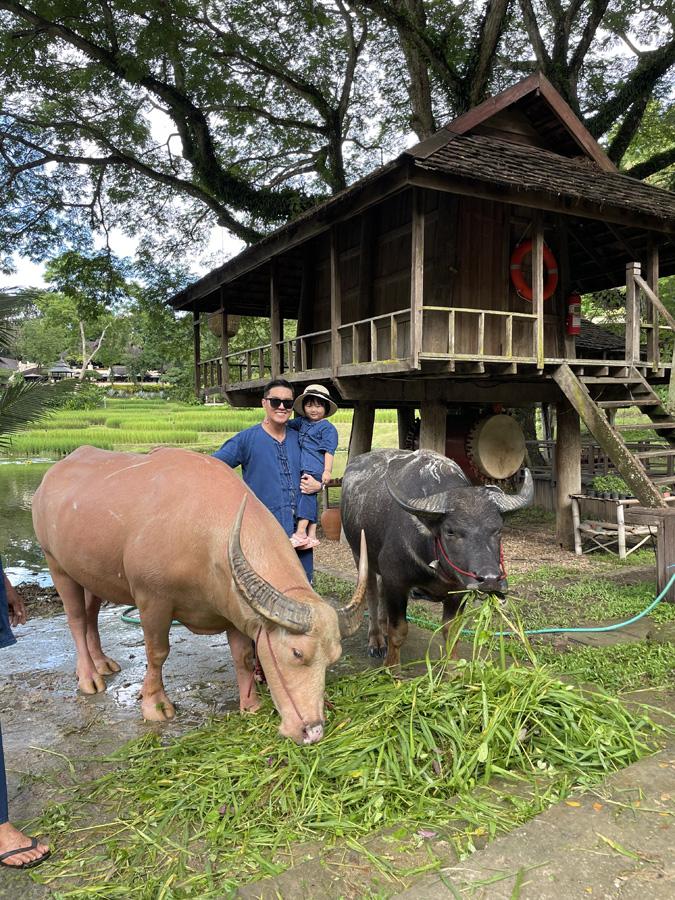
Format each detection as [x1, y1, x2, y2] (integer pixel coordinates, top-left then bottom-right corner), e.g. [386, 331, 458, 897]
[288, 418, 339, 524]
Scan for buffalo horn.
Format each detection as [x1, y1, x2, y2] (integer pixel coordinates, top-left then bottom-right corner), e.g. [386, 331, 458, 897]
[385, 473, 447, 522]
[484, 468, 534, 513]
[228, 496, 313, 635]
[337, 530, 369, 637]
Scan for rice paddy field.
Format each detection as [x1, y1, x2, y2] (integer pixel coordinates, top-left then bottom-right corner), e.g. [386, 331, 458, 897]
[1, 397, 398, 477]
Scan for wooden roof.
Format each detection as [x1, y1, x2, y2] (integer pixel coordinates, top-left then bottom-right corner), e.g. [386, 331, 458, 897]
[170, 73, 675, 314]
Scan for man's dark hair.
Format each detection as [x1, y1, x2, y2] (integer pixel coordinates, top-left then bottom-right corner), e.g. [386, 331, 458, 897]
[263, 378, 293, 397]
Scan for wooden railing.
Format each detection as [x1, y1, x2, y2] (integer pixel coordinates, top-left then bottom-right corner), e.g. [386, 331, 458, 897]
[277, 328, 331, 375]
[626, 261, 675, 373]
[420, 306, 539, 362]
[338, 309, 410, 365]
[527, 438, 675, 484]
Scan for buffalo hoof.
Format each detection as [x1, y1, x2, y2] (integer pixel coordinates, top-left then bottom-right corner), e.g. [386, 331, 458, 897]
[368, 644, 387, 658]
[142, 695, 176, 721]
[76, 667, 107, 695]
[92, 655, 122, 676]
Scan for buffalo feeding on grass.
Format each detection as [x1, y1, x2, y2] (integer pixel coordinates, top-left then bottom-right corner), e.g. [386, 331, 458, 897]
[341, 449, 533, 667]
[31, 446, 368, 744]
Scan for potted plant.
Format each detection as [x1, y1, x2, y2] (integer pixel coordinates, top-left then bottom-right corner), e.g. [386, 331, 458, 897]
[591, 474, 630, 500]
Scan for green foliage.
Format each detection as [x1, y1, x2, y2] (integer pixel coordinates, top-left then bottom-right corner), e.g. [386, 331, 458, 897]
[0, 2, 672, 264]
[61, 383, 106, 410]
[591, 474, 630, 495]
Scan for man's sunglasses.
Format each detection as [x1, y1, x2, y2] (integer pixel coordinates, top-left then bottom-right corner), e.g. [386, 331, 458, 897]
[264, 397, 294, 410]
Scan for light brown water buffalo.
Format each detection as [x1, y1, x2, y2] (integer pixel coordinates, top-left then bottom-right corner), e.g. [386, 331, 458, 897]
[32, 446, 367, 744]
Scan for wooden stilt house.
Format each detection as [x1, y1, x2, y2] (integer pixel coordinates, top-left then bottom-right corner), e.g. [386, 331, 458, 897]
[169, 73, 675, 547]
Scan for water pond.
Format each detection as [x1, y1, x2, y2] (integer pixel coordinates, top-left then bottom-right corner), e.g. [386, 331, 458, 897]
[0, 460, 53, 584]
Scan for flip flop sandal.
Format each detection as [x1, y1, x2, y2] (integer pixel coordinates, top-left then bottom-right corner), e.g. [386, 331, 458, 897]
[290, 534, 309, 548]
[0, 837, 51, 870]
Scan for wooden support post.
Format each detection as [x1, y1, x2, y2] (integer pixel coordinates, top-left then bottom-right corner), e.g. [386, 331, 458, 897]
[557, 216, 575, 360]
[193, 310, 201, 399]
[219, 288, 228, 392]
[419, 401, 446, 454]
[270, 259, 281, 378]
[571, 497, 582, 556]
[624, 506, 675, 602]
[625, 262, 641, 364]
[348, 403, 375, 461]
[410, 187, 425, 368]
[397, 407, 416, 449]
[646, 243, 659, 371]
[330, 226, 342, 376]
[555, 398, 581, 549]
[358, 210, 375, 364]
[532, 212, 545, 369]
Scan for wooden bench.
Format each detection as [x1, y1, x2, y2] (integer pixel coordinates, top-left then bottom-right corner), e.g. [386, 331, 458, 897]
[570, 495, 655, 560]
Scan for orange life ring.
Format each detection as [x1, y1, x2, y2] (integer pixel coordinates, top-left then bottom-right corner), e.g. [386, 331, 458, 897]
[509, 240, 558, 301]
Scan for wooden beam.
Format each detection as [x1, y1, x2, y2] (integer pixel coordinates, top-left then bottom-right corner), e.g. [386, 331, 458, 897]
[624, 506, 675, 602]
[348, 403, 375, 461]
[330, 226, 342, 376]
[553, 363, 665, 507]
[625, 262, 640, 364]
[410, 187, 425, 368]
[419, 401, 447, 454]
[555, 398, 581, 549]
[556, 217, 575, 360]
[270, 259, 281, 377]
[193, 310, 201, 399]
[532, 211, 545, 369]
[219, 288, 228, 391]
[646, 243, 660, 371]
[397, 407, 416, 449]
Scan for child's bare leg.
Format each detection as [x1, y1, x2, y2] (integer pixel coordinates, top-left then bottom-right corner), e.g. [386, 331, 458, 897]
[306, 523, 319, 546]
[291, 520, 310, 548]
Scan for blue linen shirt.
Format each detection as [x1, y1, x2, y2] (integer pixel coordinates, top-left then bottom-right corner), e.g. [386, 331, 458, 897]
[0, 558, 17, 651]
[288, 417, 339, 478]
[213, 423, 302, 537]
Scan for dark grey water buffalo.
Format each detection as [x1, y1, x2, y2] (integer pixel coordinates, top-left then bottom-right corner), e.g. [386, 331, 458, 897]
[341, 449, 533, 666]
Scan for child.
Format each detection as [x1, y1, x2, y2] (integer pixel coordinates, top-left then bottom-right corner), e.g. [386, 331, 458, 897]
[288, 384, 338, 548]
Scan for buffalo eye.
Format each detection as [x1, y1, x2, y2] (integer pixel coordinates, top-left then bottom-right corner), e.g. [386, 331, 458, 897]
[292, 648, 303, 660]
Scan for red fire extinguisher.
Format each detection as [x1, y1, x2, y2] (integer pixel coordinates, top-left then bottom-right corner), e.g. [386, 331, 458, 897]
[566, 291, 581, 336]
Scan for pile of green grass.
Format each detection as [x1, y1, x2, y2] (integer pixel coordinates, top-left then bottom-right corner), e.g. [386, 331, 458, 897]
[31, 597, 669, 899]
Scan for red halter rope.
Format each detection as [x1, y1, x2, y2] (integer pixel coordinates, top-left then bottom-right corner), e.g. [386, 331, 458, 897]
[434, 537, 506, 580]
[247, 626, 308, 728]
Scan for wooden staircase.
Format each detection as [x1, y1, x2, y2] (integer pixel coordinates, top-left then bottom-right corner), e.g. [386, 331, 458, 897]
[553, 363, 675, 508]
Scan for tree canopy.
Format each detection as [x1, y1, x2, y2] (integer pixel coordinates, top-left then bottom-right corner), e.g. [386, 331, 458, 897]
[0, 0, 673, 271]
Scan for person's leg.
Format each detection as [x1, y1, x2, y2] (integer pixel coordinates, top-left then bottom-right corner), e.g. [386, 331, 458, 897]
[0, 722, 50, 868]
[0, 723, 7, 827]
[290, 518, 310, 547]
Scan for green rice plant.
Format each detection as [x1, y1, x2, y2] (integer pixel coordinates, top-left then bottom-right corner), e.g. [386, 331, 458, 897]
[30, 596, 668, 899]
[7, 433, 114, 457]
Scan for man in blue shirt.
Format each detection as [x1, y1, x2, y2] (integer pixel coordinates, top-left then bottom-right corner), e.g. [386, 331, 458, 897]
[213, 379, 322, 580]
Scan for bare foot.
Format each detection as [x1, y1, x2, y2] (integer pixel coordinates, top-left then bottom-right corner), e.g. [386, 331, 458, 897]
[0, 822, 50, 869]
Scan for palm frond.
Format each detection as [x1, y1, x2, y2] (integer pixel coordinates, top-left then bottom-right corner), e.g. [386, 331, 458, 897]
[0, 379, 76, 447]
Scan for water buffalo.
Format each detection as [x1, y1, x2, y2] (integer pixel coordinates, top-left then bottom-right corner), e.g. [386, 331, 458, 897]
[341, 449, 533, 667]
[32, 446, 367, 744]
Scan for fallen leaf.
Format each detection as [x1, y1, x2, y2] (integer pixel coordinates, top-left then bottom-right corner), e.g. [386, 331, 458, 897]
[592, 802, 603, 812]
[566, 800, 582, 807]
